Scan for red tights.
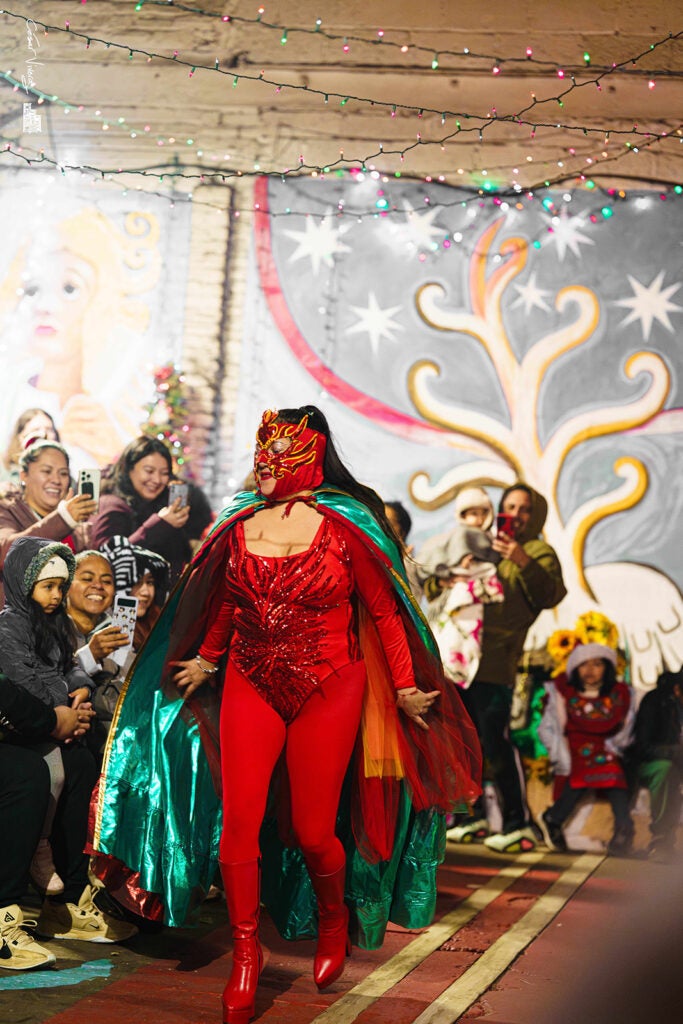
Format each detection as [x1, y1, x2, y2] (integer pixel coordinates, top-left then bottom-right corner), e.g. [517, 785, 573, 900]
[219, 661, 366, 875]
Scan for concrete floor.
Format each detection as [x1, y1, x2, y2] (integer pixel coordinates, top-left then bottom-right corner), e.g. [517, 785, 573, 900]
[2, 840, 681, 1024]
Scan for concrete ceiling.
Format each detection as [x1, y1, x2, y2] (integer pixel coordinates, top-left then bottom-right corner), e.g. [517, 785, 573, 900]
[1, 0, 682, 194]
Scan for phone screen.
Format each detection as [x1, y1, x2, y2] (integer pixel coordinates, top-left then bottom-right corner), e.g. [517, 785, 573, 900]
[112, 596, 138, 640]
[496, 513, 515, 537]
[110, 595, 138, 667]
[168, 482, 189, 508]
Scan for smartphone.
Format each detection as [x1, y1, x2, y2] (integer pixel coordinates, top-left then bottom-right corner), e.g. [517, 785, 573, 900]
[111, 595, 138, 667]
[112, 595, 138, 643]
[496, 513, 516, 538]
[168, 481, 189, 508]
[77, 467, 101, 507]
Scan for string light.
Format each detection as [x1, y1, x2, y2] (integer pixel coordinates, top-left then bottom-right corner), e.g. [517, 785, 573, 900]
[81, 1, 682, 82]
[0, 10, 679, 133]
[1, 9, 680, 203]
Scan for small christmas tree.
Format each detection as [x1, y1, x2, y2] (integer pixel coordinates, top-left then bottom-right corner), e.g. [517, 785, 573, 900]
[142, 364, 193, 476]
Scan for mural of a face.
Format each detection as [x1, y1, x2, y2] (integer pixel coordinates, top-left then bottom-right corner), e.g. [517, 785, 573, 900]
[18, 249, 96, 400]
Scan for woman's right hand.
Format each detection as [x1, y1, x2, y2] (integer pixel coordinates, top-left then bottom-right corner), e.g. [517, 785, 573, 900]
[174, 657, 216, 700]
[63, 489, 97, 523]
[159, 498, 191, 529]
[51, 703, 95, 742]
[89, 625, 130, 663]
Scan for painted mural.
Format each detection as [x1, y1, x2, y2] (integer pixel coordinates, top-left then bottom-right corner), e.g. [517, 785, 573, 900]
[234, 175, 683, 690]
[0, 172, 191, 471]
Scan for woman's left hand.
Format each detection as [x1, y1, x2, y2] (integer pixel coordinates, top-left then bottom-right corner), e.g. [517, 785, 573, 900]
[174, 658, 215, 700]
[397, 688, 440, 731]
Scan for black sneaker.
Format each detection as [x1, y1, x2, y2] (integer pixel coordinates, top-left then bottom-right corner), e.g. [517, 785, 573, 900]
[540, 810, 567, 852]
[607, 830, 634, 857]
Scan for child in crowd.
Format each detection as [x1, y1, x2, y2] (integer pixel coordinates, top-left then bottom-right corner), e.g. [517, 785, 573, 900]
[419, 526, 502, 687]
[539, 642, 635, 855]
[0, 537, 93, 894]
[417, 487, 501, 683]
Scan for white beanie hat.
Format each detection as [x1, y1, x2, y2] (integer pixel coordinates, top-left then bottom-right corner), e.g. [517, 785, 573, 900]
[35, 556, 70, 584]
[566, 642, 617, 677]
[454, 487, 494, 530]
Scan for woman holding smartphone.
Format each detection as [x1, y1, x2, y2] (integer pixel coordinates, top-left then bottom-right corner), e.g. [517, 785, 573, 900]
[90, 436, 193, 583]
[0, 440, 94, 607]
[92, 405, 482, 1024]
[449, 483, 567, 854]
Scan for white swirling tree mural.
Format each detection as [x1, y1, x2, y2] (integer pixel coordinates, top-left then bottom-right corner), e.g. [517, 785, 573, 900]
[408, 219, 682, 689]
[236, 177, 683, 690]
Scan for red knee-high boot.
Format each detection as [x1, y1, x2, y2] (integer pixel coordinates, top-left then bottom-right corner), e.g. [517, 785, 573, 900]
[309, 864, 351, 990]
[220, 860, 263, 1024]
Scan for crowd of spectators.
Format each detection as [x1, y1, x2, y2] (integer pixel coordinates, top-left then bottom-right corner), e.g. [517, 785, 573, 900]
[0, 413, 680, 974]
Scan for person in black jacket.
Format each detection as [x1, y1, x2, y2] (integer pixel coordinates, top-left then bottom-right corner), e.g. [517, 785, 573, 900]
[633, 668, 683, 859]
[0, 676, 93, 970]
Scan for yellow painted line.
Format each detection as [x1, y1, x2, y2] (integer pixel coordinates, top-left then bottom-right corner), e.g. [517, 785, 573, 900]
[411, 853, 604, 1024]
[310, 851, 545, 1023]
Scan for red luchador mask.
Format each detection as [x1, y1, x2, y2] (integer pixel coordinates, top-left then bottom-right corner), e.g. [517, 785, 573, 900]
[253, 410, 326, 499]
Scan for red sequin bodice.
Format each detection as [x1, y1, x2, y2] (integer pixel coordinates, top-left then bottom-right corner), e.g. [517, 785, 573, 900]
[204, 516, 361, 721]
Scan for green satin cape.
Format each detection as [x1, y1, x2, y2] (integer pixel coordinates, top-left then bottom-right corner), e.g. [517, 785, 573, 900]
[93, 489, 472, 947]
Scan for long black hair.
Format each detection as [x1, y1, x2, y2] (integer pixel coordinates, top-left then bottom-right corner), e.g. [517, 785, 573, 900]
[567, 658, 617, 697]
[28, 598, 77, 674]
[104, 436, 173, 510]
[276, 406, 402, 548]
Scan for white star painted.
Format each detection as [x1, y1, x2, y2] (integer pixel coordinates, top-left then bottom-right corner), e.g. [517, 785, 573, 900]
[347, 292, 404, 354]
[614, 271, 683, 341]
[548, 208, 595, 261]
[395, 202, 445, 251]
[510, 272, 551, 315]
[282, 212, 351, 275]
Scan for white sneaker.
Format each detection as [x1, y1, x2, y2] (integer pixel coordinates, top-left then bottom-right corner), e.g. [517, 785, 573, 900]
[483, 827, 537, 853]
[30, 839, 64, 896]
[0, 904, 56, 970]
[36, 885, 138, 944]
[446, 818, 490, 843]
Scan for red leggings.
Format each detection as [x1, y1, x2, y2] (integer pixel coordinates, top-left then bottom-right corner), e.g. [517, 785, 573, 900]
[219, 661, 366, 875]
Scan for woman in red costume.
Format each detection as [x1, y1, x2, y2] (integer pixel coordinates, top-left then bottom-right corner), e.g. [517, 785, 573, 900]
[93, 406, 481, 1024]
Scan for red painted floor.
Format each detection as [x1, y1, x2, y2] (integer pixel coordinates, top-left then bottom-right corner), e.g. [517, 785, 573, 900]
[1, 846, 681, 1024]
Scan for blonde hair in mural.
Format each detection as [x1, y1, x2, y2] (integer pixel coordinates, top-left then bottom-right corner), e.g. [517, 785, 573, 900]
[407, 219, 681, 690]
[0, 206, 161, 465]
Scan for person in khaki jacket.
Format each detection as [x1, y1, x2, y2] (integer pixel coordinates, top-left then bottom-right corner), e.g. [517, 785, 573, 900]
[448, 483, 566, 853]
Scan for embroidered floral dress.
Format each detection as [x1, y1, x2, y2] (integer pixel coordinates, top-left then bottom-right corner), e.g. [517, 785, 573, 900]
[556, 677, 631, 789]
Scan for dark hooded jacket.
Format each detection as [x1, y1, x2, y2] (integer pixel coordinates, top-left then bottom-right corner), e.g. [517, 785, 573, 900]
[0, 537, 92, 708]
[475, 485, 566, 686]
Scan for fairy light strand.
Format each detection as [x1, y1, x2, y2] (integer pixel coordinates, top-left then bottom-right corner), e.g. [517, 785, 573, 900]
[2, 113, 679, 198]
[0, 9, 680, 128]
[120, 1, 683, 78]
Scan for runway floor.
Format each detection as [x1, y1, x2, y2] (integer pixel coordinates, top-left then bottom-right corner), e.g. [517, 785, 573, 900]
[2, 842, 681, 1024]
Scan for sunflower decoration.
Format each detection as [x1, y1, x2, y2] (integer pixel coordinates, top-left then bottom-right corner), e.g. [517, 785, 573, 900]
[546, 612, 626, 679]
[574, 611, 619, 649]
[546, 629, 579, 678]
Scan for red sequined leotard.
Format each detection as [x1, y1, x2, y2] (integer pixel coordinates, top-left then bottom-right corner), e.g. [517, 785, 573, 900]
[199, 514, 414, 722]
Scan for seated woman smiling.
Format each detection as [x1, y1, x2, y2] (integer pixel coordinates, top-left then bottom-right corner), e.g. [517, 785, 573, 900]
[0, 440, 94, 607]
